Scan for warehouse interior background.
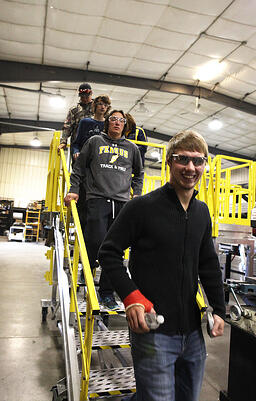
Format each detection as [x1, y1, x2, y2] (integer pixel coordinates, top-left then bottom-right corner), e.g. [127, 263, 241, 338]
[1, 1, 256, 401]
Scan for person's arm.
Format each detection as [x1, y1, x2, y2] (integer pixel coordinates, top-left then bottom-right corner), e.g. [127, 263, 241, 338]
[72, 119, 85, 157]
[133, 127, 147, 166]
[64, 138, 92, 205]
[98, 198, 153, 333]
[131, 146, 144, 196]
[198, 206, 225, 336]
[64, 192, 79, 207]
[60, 108, 75, 145]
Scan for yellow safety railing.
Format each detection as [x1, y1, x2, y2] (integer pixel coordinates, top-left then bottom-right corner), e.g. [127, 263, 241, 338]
[211, 155, 256, 237]
[129, 140, 167, 193]
[45, 132, 100, 400]
[45, 131, 61, 212]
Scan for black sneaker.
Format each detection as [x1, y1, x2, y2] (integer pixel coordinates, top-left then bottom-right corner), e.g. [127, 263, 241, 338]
[101, 296, 119, 311]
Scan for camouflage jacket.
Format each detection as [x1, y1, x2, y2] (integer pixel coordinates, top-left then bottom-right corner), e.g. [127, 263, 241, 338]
[60, 101, 93, 144]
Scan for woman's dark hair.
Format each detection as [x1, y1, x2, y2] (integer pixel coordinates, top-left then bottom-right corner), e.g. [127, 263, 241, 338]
[104, 109, 127, 135]
[124, 113, 136, 137]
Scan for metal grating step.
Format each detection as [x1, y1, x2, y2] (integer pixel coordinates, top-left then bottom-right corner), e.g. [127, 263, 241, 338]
[88, 367, 136, 399]
[78, 299, 126, 315]
[75, 330, 130, 350]
[92, 330, 130, 349]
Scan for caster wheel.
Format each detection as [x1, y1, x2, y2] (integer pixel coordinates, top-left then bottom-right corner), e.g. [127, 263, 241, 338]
[42, 306, 48, 322]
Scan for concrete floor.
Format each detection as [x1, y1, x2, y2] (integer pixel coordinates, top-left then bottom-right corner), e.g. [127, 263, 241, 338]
[0, 236, 230, 401]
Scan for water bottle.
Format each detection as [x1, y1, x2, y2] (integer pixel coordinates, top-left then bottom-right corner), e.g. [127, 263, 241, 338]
[144, 313, 164, 330]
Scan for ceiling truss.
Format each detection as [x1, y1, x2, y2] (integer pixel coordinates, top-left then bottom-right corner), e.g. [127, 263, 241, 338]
[1, 60, 256, 116]
[0, 117, 254, 162]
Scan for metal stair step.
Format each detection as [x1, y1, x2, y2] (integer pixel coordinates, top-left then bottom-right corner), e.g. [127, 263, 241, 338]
[78, 299, 126, 315]
[75, 329, 130, 350]
[92, 330, 130, 349]
[88, 367, 135, 399]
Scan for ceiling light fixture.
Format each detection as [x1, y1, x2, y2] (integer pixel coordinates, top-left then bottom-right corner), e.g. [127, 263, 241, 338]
[208, 118, 223, 131]
[194, 96, 200, 113]
[137, 102, 149, 113]
[195, 60, 226, 81]
[151, 150, 161, 162]
[30, 135, 41, 147]
[49, 90, 66, 108]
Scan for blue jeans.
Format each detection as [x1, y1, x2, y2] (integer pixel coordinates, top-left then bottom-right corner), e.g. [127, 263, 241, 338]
[122, 329, 206, 401]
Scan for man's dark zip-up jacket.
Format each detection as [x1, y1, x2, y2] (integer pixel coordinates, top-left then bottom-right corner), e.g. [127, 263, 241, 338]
[99, 183, 225, 334]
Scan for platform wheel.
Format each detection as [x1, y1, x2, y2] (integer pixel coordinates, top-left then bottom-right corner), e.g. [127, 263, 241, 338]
[42, 306, 48, 322]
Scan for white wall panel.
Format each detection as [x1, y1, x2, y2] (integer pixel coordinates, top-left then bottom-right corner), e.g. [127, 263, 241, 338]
[0, 148, 49, 207]
[230, 167, 249, 185]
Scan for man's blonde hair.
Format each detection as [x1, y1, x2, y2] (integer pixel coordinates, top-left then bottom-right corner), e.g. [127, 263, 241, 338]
[167, 130, 208, 162]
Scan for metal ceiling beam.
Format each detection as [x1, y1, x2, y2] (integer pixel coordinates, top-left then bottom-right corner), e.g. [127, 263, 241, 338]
[0, 142, 160, 169]
[145, 129, 256, 161]
[1, 60, 256, 115]
[0, 118, 255, 162]
[0, 144, 49, 151]
[0, 118, 62, 133]
[0, 83, 58, 96]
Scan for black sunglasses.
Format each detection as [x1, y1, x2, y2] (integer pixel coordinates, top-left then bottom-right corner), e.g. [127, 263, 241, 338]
[171, 154, 207, 166]
[79, 89, 92, 95]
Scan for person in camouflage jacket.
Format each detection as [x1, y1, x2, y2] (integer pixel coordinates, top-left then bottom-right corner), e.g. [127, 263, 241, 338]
[58, 83, 93, 151]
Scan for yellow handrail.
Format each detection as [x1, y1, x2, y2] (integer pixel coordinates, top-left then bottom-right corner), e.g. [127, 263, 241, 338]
[45, 133, 100, 400]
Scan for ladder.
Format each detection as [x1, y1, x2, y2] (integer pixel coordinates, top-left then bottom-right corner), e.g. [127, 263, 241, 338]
[24, 209, 41, 242]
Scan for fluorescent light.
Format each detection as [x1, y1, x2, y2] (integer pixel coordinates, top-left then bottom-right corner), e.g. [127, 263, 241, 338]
[208, 118, 223, 131]
[195, 60, 226, 81]
[31, 137, 41, 147]
[49, 95, 66, 108]
[137, 102, 149, 113]
[194, 97, 200, 113]
[151, 150, 161, 162]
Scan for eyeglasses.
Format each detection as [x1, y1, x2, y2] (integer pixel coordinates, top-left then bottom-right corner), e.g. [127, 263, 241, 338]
[171, 154, 207, 166]
[79, 89, 92, 95]
[109, 116, 126, 124]
[96, 102, 108, 107]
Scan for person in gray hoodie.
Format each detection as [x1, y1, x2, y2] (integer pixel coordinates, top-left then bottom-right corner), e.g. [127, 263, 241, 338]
[64, 109, 144, 310]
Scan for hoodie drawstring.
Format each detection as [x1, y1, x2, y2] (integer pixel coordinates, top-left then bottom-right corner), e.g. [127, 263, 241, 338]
[107, 199, 115, 219]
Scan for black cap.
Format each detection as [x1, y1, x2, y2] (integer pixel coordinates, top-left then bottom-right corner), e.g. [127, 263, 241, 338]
[79, 83, 92, 95]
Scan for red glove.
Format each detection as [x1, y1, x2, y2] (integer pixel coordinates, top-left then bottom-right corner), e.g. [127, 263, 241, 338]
[123, 289, 153, 313]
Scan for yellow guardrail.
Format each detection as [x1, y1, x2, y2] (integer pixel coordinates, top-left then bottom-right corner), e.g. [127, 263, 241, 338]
[45, 131, 100, 400]
[209, 155, 256, 237]
[45, 131, 61, 212]
[129, 140, 167, 193]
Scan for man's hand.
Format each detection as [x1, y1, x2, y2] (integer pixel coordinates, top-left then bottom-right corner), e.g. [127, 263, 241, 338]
[58, 143, 67, 153]
[212, 314, 224, 337]
[126, 305, 155, 334]
[64, 192, 79, 207]
[73, 152, 80, 160]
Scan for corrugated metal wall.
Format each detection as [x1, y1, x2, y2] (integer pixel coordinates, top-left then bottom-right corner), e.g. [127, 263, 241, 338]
[231, 166, 249, 185]
[0, 148, 49, 207]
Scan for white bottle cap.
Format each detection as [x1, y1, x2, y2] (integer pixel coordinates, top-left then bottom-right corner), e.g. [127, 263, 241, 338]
[157, 315, 164, 324]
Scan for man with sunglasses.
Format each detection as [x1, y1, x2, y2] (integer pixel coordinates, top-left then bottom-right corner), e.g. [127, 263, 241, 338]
[64, 110, 144, 310]
[58, 83, 93, 153]
[98, 130, 225, 401]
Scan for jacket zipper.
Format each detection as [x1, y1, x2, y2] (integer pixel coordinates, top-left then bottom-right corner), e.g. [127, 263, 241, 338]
[180, 210, 188, 332]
